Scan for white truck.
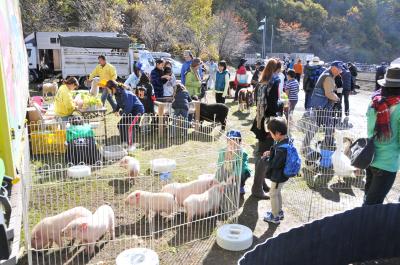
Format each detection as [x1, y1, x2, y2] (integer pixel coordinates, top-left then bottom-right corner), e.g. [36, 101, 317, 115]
[244, 53, 262, 66]
[25, 32, 155, 86]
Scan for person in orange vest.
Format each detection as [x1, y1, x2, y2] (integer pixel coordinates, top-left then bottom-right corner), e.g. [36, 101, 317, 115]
[293, 59, 303, 82]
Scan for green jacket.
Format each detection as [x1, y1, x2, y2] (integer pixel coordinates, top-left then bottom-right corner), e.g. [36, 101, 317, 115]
[185, 71, 201, 97]
[367, 103, 400, 172]
[215, 147, 251, 183]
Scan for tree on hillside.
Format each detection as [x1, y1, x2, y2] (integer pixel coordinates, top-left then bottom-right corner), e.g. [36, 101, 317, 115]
[277, 20, 310, 52]
[20, 0, 124, 34]
[136, 1, 179, 51]
[211, 11, 251, 62]
[170, 0, 213, 56]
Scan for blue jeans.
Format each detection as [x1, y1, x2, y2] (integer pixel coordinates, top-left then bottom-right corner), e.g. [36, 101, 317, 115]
[101, 88, 117, 110]
[364, 167, 397, 205]
[174, 108, 188, 118]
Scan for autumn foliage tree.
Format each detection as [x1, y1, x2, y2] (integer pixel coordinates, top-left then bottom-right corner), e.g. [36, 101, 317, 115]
[276, 20, 310, 53]
[211, 11, 251, 62]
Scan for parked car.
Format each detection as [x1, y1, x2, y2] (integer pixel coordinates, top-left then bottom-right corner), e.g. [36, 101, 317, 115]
[150, 52, 182, 78]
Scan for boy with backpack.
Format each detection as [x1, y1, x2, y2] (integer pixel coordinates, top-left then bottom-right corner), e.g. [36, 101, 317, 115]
[263, 117, 301, 224]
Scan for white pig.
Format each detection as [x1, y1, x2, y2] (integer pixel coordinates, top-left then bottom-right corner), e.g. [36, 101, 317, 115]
[31, 206, 92, 249]
[125, 190, 177, 219]
[183, 184, 224, 223]
[161, 178, 220, 206]
[119, 156, 140, 178]
[61, 205, 115, 255]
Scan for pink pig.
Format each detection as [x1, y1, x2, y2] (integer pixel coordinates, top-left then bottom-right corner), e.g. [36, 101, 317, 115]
[61, 205, 115, 255]
[119, 156, 140, 178]
[183, 183, 225, 223]
[161, 179, 220, 206]
[125, 190, 177, 220]
[30, 206, 92, 250]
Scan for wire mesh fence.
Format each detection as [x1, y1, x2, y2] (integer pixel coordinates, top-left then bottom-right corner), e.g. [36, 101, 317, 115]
[22, 114, 242, 265]
[286, 108, 399, 223]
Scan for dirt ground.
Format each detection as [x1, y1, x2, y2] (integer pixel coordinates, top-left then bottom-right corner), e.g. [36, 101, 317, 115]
[20, 74, 400, 265]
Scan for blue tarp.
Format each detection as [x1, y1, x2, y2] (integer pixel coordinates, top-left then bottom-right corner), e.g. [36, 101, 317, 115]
[238, 203, 400, 265]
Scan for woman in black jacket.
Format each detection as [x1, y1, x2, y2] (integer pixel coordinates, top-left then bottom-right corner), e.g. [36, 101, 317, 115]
[251, 58, 281, 199]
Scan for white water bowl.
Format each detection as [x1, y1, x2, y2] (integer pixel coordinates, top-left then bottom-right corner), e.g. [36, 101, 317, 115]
[101, 145, 128, 161]
[197, 174, 215, 181]
[150, 158, 176, 173]
[67, 165, 91, 178]
[116, 248, 159, 265]
[216, 224, 253, 251]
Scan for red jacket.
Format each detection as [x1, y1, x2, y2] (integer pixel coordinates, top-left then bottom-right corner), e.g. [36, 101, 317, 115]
[235, 66, 247, 86]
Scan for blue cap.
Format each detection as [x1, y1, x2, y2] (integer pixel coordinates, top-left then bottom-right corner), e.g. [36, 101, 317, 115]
[136, 62, 143, 71]
[227, 130, 242, 140]
[331, 61, 344, 69]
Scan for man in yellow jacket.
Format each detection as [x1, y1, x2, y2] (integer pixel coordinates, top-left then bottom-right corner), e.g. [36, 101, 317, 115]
[89, 55, 117, 110]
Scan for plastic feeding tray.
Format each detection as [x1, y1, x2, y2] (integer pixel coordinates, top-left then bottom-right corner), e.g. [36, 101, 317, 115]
[150, 158, 176, 181]
[101, 145, 128, 161]
[67, 165, 91, 178]
[116, 248, 159, 265]
[217, 224, 253, 251]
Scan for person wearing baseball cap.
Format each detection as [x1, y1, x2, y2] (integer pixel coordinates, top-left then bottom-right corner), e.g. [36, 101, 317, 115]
[215, 130, 252, 195]
[365, 66, 400, 205]
[302, 60, 342, 154]
[124, 62, 143, 89]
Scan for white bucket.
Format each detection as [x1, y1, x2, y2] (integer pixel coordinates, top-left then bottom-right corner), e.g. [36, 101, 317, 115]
[116, 248, 159, 265]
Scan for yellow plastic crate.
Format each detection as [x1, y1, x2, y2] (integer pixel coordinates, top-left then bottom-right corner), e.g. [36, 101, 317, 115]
[30, 130, 66, 155]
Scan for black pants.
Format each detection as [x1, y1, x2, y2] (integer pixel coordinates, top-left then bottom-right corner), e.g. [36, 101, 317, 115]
[343, 90, 350, 116]
[118, 115, 136, 143]
[364, 167, 397, 205]
[304, 90, 313, 110]
[215, 93, 225, 104]
[295, 73, 301, 82]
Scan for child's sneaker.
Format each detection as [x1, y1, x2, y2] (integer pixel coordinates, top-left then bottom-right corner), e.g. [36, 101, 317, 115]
[263, 212, 280, 224]
[278, 210, 284, 220]
[240, 186, 245, 194]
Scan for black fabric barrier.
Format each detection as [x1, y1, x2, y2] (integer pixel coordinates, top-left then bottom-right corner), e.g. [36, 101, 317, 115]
[59, 35, 130, 49]
[238, 203, 400, 265]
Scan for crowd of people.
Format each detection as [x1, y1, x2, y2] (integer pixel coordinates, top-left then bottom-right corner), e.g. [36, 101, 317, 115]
[51, 51, 400, 225]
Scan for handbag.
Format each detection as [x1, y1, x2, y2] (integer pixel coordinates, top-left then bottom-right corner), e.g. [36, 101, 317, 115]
[349, 135, 376, 169]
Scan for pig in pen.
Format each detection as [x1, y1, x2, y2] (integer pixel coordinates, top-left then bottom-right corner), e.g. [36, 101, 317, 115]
[22, 114, 242, 265]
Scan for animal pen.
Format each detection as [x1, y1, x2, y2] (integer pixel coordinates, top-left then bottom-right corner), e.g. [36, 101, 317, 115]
[285, 108, 400, 223]
[22, 114, 242, 265]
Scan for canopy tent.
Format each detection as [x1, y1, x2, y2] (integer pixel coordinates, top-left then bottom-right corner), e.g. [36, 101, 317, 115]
[239, 204, 400, 265]
[59, 35, 130, 49]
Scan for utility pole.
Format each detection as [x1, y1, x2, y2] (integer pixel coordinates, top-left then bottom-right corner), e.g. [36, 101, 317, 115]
[270, 24, 274, 53]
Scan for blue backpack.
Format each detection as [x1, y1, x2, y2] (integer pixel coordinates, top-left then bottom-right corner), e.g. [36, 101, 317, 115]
[280, 141, 301, 177]
[308, 67, 325, 90]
